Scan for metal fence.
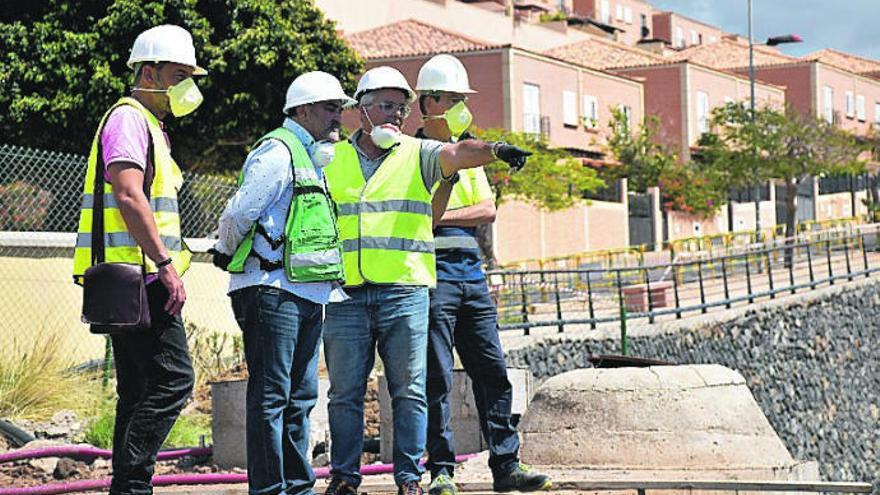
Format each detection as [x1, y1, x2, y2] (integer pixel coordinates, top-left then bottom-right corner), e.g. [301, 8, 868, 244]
[0, 144, 238, 366]
[488, 225, 880, 336]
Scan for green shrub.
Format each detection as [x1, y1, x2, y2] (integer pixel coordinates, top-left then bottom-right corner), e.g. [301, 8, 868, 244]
[83, 399, 212, 449]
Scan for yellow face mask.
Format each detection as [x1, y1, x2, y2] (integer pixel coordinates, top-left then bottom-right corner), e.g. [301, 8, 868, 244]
[165, 78, 204, 117]
[443, 101, 473, 138]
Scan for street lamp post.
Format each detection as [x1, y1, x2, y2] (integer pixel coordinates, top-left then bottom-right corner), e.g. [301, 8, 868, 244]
[746, 0, 801, 242]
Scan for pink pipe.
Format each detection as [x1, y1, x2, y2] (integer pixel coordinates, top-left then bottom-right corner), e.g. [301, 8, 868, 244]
[0, 453, 480, 495]
[0, 446, 211, 464]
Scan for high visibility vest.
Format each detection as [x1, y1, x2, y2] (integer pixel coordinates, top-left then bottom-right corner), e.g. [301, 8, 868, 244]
[324, 136, 436, 287]
[434, 167, 489, 252]
[226, 127, 344, 283]
[72, 97, 191, 285]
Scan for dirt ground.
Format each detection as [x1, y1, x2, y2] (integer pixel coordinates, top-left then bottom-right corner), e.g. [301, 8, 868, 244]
[1, 367, 382, 489]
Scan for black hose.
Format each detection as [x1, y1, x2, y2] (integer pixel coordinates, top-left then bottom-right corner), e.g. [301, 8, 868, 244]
[0, 419, 35, 447]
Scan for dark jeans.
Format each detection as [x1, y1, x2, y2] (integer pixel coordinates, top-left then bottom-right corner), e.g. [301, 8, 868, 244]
[109, 281, 195, 495]
[426, 280, 519, 479]
[231, 286, 323, 495]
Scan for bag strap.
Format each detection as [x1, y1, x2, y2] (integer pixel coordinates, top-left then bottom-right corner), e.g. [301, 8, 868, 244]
[91, 106, 156, 265]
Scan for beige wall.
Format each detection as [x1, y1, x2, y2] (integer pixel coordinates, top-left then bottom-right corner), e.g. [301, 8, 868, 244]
[816, 191, 868, 220]
[493, 198, 628, 263]
[0, 254, 238, 366]
[317, 0, 590, 51]
[571, 0, 654, 45]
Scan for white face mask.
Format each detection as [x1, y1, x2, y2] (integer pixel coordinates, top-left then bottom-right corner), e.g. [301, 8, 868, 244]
[363, 108, 401, 149]
[312, 140, 335, 168]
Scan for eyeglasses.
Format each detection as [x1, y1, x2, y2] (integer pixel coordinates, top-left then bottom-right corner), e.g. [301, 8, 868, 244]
[370, 101, 412, 118]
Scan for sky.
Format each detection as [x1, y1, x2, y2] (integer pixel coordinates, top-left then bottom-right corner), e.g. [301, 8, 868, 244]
[648, 0, 880, 60]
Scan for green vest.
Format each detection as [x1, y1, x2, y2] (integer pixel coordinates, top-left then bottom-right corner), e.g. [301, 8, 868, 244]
[73, 97, 191, 284]
[324, 136, 436, 287]
[227, 128, 344, 283]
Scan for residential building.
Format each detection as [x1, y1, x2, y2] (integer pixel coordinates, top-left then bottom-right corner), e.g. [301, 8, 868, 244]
[344, 19, 645, 262]
[316, 0, 590, 51]
[672, 41, 880, 136]
[652, 11, 724, 49]
[547, 36, 786, 161]
[569, 0, 655, 45]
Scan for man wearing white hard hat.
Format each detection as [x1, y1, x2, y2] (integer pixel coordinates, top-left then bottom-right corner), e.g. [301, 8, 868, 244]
[321, 66, 532, 495]
[210, 71, 354, 495]
[71, 24, 205, 495]
[415, 54, 551, 495]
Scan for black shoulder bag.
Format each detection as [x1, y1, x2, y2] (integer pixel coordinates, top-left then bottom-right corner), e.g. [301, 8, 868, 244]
[81, 143, 155, 335]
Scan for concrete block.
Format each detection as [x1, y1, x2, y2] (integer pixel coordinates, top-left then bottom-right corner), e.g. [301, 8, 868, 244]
[379, 368, 531, 463]
[211, 378, 330, 469]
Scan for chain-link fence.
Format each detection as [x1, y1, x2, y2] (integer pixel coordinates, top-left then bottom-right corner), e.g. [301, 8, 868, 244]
[0, 144, 239, 367]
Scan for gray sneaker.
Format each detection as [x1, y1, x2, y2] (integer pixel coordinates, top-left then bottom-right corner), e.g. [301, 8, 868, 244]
[493, 463, 552, 492]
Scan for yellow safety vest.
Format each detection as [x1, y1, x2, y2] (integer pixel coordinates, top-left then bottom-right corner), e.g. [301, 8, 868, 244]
[72, 97, 192, 284]
[324, 136, 436, 287]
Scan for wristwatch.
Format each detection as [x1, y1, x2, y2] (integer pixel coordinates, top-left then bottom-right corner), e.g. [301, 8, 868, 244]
[441, 171, 461, 185]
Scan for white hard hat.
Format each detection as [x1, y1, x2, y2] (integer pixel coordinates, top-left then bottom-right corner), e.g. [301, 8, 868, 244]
[354, 66, 416, 103]
[284, 71, 356, 113]
[127, 25, 207, 76]
[416, 54, 476, 94]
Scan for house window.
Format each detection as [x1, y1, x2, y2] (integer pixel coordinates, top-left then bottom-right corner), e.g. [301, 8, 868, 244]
[823, 86, 834, 123]
[563, 90, 578, 127]
[845, 91, 854, 118]
[674, 27, 685, 48]
[640, 14, 649, 38]
[582, 95, 599, 128]
[616, 4, 624, 20]
[690, 30, 699, 46]
[875, 102, 880, 126]
[600, 0, 610, 22]
[523, 83, 541, 134]
[696, 91, 710, 134]
[856, 94, 866, 121]
[624, 6, 633, 23]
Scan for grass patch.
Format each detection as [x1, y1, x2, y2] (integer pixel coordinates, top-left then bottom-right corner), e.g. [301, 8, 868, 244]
[83, 398, 212, 449]
[0, 331, 101, 421]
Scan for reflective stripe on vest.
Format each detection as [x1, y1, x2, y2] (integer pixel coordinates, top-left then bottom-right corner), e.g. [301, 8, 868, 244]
[81, 194, 179, 213]
[434, 235, 480, 250]
[72, 97, 191, 284]
[324, 136, 436, 287]
[226, 127, 344, 283]
[75, 232, 183, 251]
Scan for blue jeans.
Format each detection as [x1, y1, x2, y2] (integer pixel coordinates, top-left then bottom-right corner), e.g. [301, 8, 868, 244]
[231, 286, 323, 495]
[323, 285, 429, 487]
[426, 280, 519, 479]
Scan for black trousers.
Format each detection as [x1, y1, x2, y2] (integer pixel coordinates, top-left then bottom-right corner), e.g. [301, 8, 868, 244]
[108, 282, 195, 495]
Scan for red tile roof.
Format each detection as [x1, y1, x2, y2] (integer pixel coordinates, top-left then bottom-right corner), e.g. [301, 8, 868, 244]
[668, 39, 799, 70]
[545, 35, 668, 70]
[802, 48, 880, 76]
[344, 19, 502, 60]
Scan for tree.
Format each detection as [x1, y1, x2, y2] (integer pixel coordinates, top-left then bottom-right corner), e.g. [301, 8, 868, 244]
[0, 0, 363, 172]
[700, 103, 866, 238]
[605, 107, 725, 217]
[471, 128, 604, 267]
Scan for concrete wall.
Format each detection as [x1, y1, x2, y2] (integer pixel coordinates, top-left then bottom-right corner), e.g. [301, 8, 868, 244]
[615, 64, 684, 157]
[816, 190, 868, 221]
[317, 0, 590, 51]
[572, 0, 654, 46]
[816, 63, 880, 133]
[745, 64, 815, 118]
[493, 197, 628, 264]
[504, 278, 880, 485]
[0, 250, 239, 366]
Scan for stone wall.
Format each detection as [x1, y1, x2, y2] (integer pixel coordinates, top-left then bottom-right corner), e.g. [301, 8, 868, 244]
[505, 279, 879, 486]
